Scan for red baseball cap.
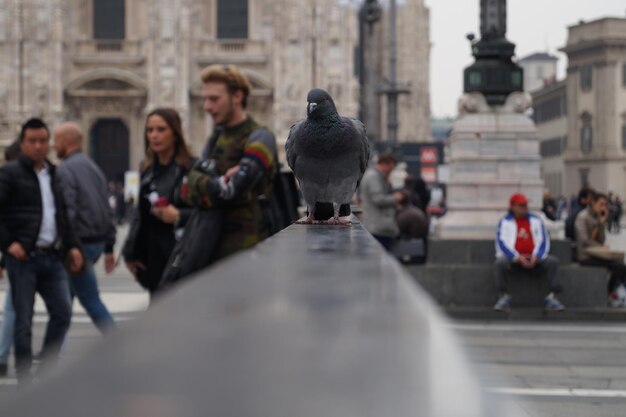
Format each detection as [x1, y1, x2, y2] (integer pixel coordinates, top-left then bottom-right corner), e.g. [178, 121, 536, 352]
[509, 193, 528, 206]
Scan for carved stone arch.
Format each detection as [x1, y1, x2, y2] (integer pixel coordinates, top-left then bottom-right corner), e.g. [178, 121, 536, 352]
[63, 68, 148, 179]
[65, 68, 148, 96]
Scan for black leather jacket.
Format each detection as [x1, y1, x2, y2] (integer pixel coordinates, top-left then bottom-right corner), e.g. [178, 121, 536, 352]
[122, 158, 194, 291]
[0, 155, 81, 256]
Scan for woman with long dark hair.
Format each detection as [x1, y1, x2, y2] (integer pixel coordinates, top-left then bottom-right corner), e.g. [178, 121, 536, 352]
[122, 108, 195, 296]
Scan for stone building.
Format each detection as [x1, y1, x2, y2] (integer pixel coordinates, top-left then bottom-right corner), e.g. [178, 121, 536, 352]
[373, 0, 431, 143]
[518, 52, 558, 93]
[0, 0, 430, 180]
[531, 79, 567, 196]
[560, 17, 626, 198]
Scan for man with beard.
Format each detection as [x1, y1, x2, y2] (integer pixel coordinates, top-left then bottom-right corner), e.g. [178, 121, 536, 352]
[185, 64, 278, 262]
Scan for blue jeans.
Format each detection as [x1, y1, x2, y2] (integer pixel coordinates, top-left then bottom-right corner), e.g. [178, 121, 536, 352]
[6, 253, 72, 381]
[69, 243, 115, 333]
[0, 282, 15, 364]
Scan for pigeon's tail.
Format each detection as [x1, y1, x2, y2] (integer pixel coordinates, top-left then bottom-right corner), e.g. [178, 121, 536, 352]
[312, 202, 351, 220]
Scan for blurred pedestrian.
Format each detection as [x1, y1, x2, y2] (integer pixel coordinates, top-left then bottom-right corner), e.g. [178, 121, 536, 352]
[122, 108, 195, 296]
[404, 175, 431, 214]
[396, 191, 428, 240]
[0, 118, 83, 383]
[0, 139, 20, 377]
[359, 152, 403, 250]
[565, 187, 594, 242]
[607, 194, 622, 234]
[542, 189, 557, 221]
[53, 122, 117, 333]
[556, 195, 568, 220]
[107, 181, 118, 211]
[613, 196, 624, 234]
[115, 182, 127, 225]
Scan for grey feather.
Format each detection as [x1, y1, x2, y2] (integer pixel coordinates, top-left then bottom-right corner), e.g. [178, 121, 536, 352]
[285, 89, 370, 217]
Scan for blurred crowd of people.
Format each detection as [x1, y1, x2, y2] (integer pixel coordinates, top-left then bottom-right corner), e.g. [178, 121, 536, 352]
[543, 189, 623, 234]
[493, 187, 626, 312]
[359, 152, 433, 262]
[0, 64, 298, 384]
[518, 186, 626, 309]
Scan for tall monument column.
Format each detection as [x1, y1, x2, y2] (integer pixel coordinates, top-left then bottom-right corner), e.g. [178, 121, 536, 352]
[435, 0, 544, 238]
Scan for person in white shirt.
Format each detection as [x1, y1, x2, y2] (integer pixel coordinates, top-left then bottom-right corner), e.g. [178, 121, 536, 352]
[0, 118, 83, 384]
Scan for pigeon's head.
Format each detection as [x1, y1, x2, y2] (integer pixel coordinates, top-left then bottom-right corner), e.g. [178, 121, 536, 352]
[306, 88, 337, 119]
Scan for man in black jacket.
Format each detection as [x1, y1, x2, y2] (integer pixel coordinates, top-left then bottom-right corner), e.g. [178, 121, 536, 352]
[565, 187, 594, 242]
[0, 118, 83, 383]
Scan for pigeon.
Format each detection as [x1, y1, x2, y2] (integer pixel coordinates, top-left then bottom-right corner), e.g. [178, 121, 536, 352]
[285, 88, 370, 225]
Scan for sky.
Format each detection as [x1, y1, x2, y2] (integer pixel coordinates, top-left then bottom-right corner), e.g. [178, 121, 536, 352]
[426, 0, 626, 118]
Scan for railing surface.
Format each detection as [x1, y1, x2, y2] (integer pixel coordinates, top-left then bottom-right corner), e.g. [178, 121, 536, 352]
[0, 220, 508, 417]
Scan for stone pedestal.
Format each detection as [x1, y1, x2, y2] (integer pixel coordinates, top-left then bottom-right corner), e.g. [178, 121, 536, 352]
[435, 92, 544, 239]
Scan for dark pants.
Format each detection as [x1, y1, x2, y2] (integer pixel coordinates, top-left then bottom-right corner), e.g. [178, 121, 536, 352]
[5, 252, 71, 382]
[373, 235, 395, 251]
[579, 257, 626, 293]
[494, 255, 561, 294]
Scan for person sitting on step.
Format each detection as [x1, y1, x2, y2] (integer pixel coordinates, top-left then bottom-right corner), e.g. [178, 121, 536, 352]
[493, 193, 564, 312]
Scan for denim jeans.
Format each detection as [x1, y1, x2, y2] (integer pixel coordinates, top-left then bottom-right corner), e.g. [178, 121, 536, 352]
[0, 282, 15, 364]
[6, 253, 72, 381]
[69, 243, 115, 333]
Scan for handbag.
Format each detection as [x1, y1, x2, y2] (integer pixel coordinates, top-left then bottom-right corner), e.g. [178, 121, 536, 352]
[159, 208, 223, 289]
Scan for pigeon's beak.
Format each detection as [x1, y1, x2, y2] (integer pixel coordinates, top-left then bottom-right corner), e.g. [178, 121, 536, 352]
[307, 102, 317, 114]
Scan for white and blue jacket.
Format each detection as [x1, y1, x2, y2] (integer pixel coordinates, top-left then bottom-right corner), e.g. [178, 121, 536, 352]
[495, 212, 550, 261]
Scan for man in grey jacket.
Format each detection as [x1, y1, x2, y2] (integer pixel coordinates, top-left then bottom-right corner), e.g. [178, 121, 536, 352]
[54, 122, 116, 332]
[359, 152, 403, 250]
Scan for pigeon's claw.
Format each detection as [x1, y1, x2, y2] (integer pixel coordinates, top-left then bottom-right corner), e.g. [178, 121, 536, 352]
[322, 203, 351, 225]
[324, 217, 351, 226]
[295, 206, 316, 225]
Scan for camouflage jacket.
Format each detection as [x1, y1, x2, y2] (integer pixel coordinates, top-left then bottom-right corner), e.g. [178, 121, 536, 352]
[185, 117, 277, 259]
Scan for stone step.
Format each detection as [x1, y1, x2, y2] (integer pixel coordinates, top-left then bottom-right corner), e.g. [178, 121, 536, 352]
[406, 264, 607, 308]
[445, 307, 626, 322]
[427, 238, 573, 265]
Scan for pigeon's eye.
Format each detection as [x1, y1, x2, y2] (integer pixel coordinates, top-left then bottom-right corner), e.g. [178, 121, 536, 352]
[322, 98, 327, 102]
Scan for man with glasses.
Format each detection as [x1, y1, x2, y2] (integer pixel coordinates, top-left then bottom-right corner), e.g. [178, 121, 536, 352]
[493, 193, 564, 312]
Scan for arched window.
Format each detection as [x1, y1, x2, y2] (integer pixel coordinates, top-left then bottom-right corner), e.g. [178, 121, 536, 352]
[93, 0, 125, 40]
[217, 0, 248, 39]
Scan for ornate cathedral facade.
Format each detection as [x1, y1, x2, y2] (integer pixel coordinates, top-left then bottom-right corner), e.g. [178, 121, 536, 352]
[0, 0, 429, 179]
